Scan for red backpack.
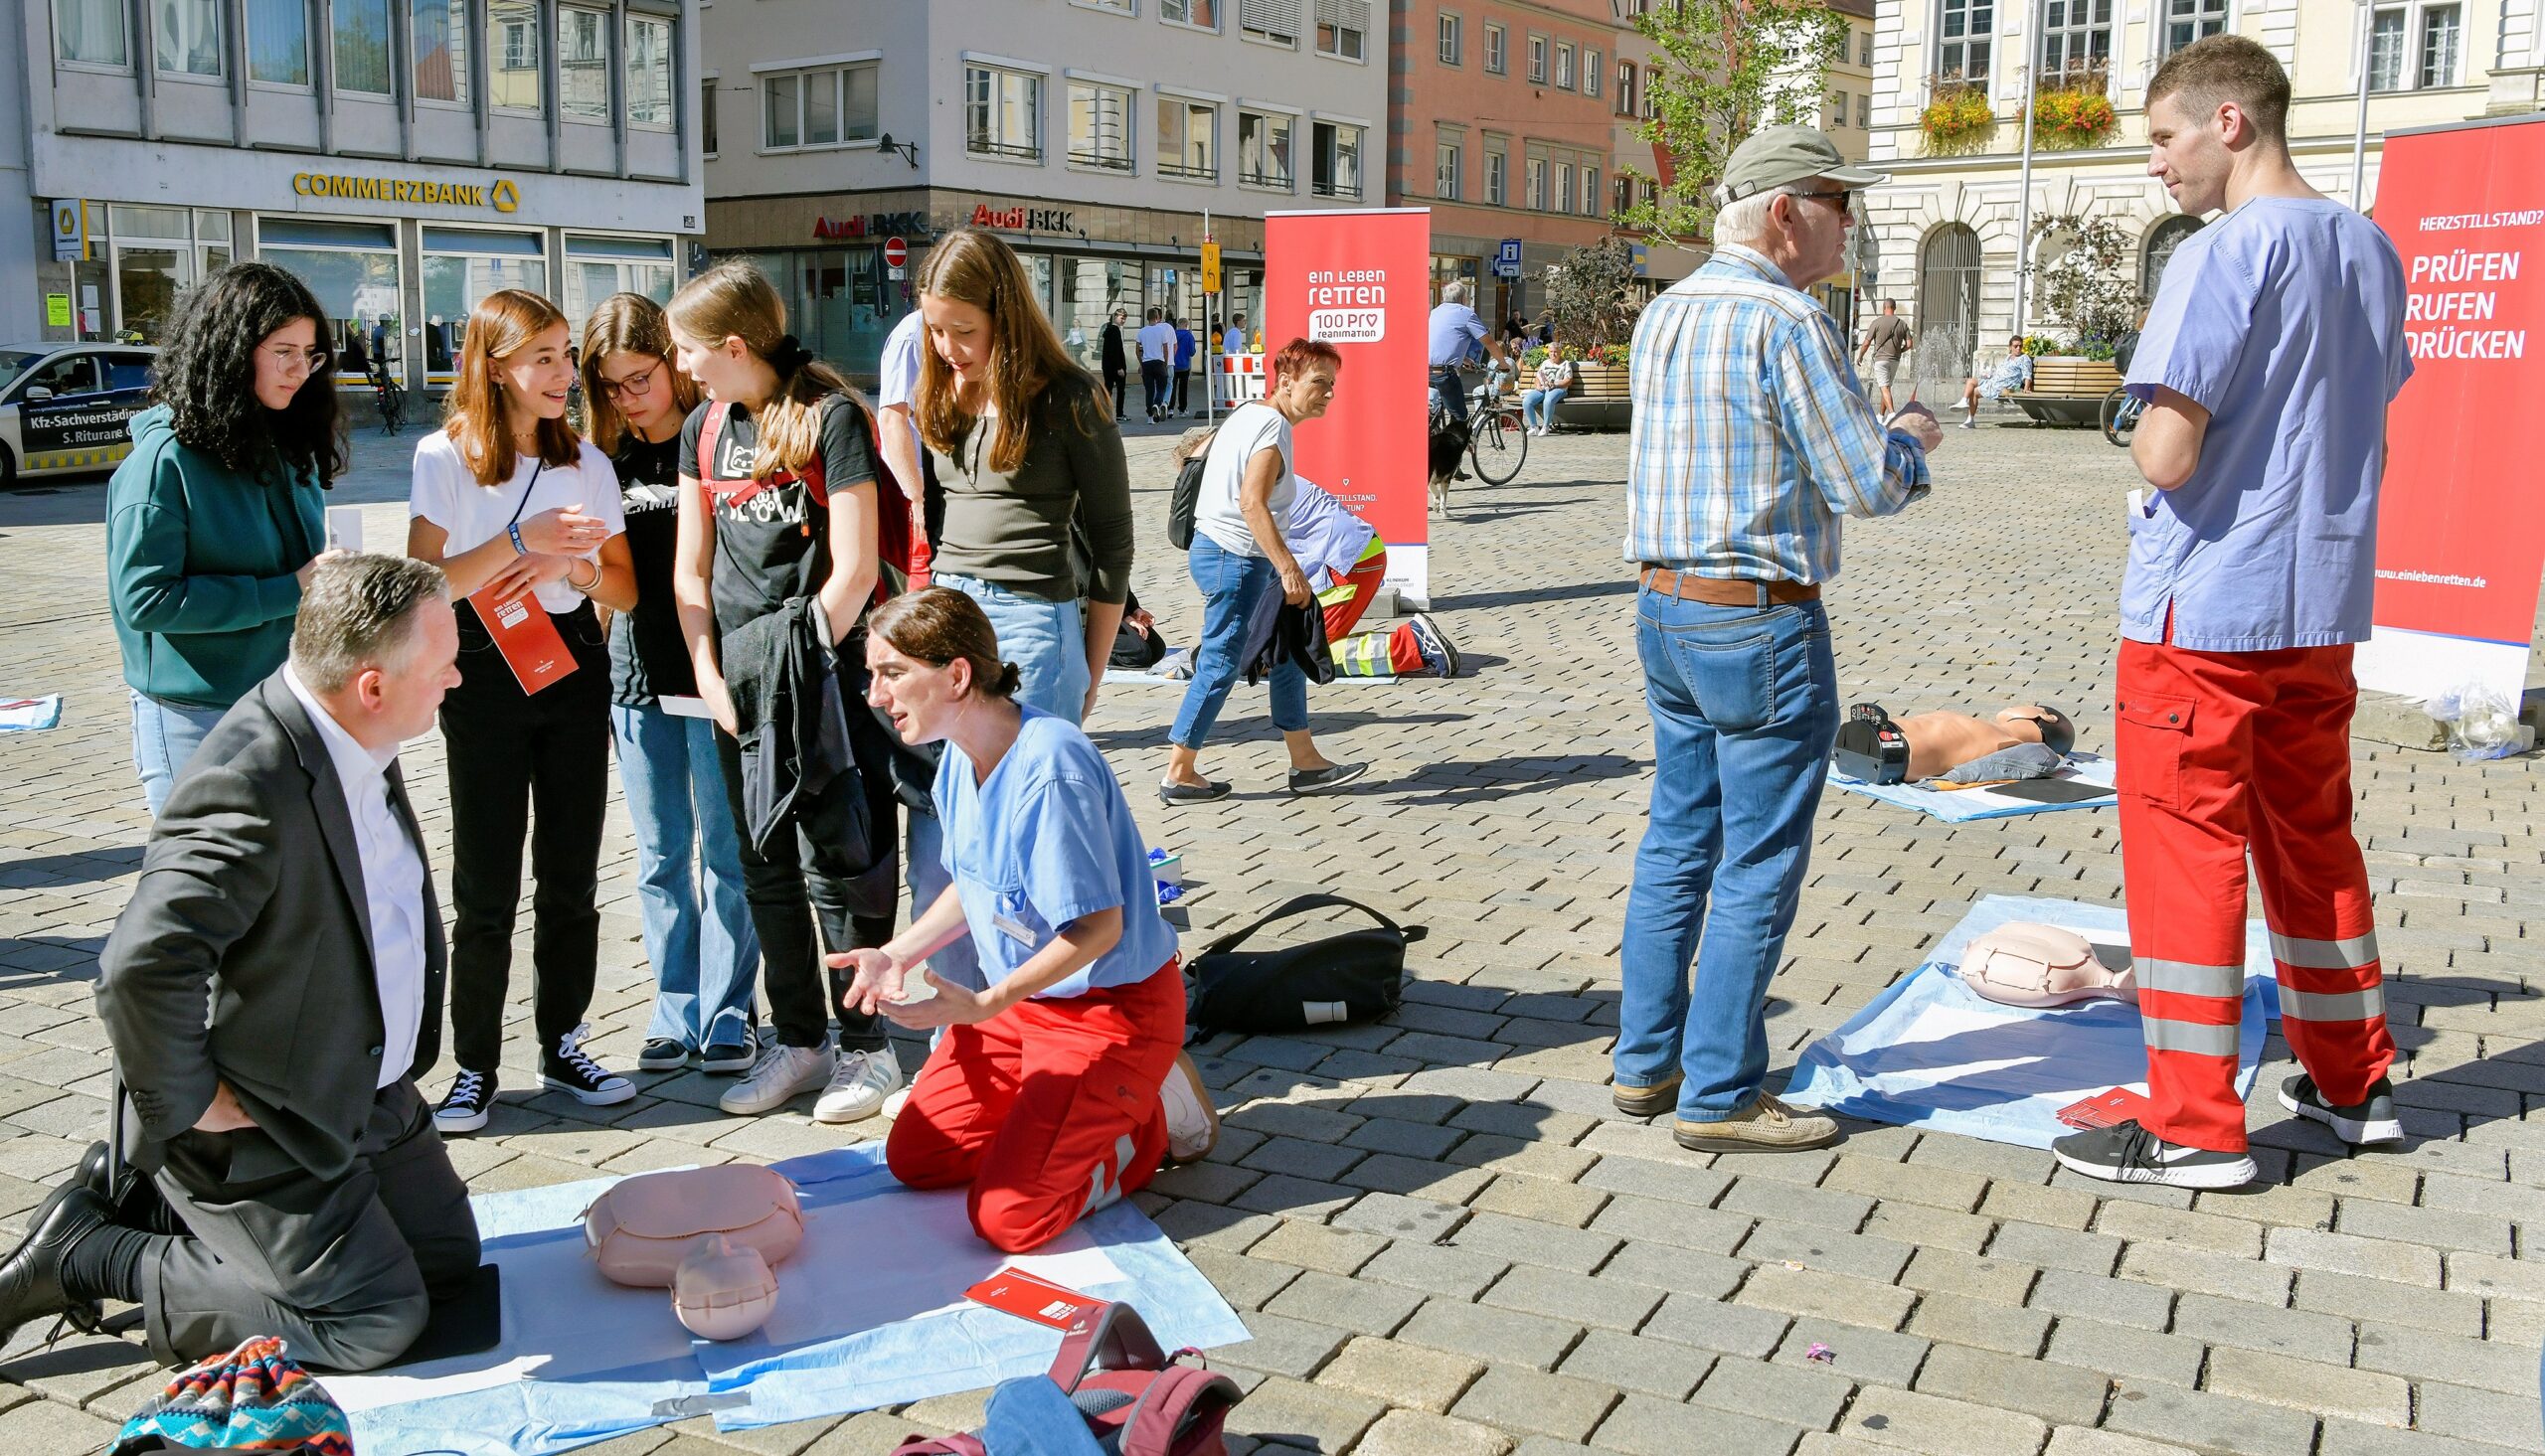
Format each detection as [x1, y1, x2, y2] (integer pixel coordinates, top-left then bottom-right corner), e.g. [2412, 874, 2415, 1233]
[695, 396, 925, 605]
[891, 1303, 1242, 1456]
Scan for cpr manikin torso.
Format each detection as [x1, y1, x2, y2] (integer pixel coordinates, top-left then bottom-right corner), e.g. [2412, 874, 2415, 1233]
[1893, 705, 2074, 781]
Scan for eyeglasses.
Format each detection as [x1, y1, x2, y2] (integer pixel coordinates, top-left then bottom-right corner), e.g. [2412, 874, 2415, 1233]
[263, 343, 333, 373]
[1788, 187, 1860, 212]
[597, 363, 662, 400]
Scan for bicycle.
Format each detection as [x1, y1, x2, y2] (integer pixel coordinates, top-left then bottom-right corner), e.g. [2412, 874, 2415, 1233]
[372, 366, 407, 437]
[1463, 374, 1526, 487]
[2098, 385, 2143, 447]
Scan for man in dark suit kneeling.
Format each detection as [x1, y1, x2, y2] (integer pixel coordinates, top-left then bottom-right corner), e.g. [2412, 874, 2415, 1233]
[0, 554, 479, 1371]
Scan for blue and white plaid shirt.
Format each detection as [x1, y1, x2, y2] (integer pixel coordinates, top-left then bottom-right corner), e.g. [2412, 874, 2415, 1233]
[1623, 244, 1930, 583]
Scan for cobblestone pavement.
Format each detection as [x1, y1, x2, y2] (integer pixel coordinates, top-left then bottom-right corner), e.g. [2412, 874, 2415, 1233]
[1, 415, 2540, 1456]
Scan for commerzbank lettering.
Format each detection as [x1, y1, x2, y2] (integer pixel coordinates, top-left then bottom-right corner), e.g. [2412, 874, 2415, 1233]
[291, 172, 522, 212]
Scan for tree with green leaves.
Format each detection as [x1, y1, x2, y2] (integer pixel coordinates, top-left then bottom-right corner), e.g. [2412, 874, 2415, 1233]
[1614, 0, 1852, 246]
[2028, 212, 2141, 345]
[1540, 239, 1643, 353]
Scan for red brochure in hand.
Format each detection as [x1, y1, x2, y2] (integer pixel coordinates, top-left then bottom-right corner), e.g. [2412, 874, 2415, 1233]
[965, 1268, 1103, 1331]
[2056, 1086, 2155, 1130]
[465, 583, 578, 694]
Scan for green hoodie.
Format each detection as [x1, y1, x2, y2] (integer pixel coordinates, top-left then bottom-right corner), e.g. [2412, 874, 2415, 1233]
[107, 404, 326, 710]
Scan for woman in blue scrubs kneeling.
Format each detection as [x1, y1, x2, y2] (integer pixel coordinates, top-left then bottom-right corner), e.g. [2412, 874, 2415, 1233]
[834, 587, 1220, 1252]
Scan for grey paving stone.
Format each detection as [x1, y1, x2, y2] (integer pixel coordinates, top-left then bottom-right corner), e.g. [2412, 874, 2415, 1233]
[1985, 1220, 2124, 1277]
[2043, 1316, 2209, 1388]
[1557, 1328, 1719, 1400]
[1216, 1311, 1353, 1379]
[1835, 1385, 2050, 1456]
[2316, 1420, 2527, 1455]
[2262, 1226, 2444, 1287]
[1914, 1342, 2110, 1426]
[1690, 1353, 1854, 1430]
[1468, 1172, 1612, 1227]
[2203, 1347, 2411, 1428]
[1739, 1222, 1917, 1284]
[1733, 1264, 1918, 1331]
[1445, 1211, 1622, 1275]
[1640, 1292, 1795, 1361]
[1715, 1177, 1875, 1233]
[1449, 1367, 1624, 1443]
[1768, 1317, 1933, 1389]
[2411, 1378, 2545, 1449]
[1358, 1240, 1512, 1300]
[1313, 1337, 1486, 1414]
[1577, 1154, 1736, 1207]
[1904, 1290, 2052, 1357]
[2171, 1292, 2356, 1366]
[2350, 1323, 2543, 1396]
[1262, 1271, 1426, 1338]
[1355, 1409, 1517, 1456]
[2024, 1268, 2176, 1331]
[1587, 1191, 1758, 1254]
[1484, 1263, 1665, 1332]
[1224, 1375, 1386, 1451]
[1595, 1239, 1748, 1300]
[1333, 1191, 1472, 1244]
[1246, 1219, 1389, 1277]
[1396, 1297, 1587, 1373]
[2099, 1379, 2319, 1456]
[1344, 1116, 1468, 1161]
[1591, 1392, 1809, 1456]
[2294, 1270, 2486, 1338]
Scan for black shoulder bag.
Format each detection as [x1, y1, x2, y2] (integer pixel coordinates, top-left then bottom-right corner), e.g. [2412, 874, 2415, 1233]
[1185, 893, 1425, 1036]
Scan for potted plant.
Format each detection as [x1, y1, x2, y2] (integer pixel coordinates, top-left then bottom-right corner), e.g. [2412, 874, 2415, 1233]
[2026, 68, 2119, 150]
[1921, 81, 1996, 156]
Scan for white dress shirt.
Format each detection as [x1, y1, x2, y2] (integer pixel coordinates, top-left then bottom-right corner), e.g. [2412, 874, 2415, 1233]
[283, 665, 429, 1087]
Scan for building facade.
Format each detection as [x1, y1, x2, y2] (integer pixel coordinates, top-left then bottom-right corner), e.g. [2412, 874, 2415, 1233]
[1394, 0, 1629, 318]
[6, 0, 706, 389]
[701, 0, 1385, 383]
[1863, 0, 2545, 389]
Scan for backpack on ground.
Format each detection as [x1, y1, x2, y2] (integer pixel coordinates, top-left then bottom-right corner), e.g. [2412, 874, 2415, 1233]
[1165, 435, 1213, 551]
[890, 1302, 1242, 1456]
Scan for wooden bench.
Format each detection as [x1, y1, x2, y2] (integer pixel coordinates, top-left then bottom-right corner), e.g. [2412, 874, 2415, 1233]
[1550, 364, 1632, 431]
[2011, 356, 2123, 426]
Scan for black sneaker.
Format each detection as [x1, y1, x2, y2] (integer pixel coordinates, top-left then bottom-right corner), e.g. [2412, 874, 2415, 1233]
[1405, 612, 1460, 678]
[1159, 778, 1233, 805]
[637, 1038, 690, 1071]
[2279, 1073, 2404, 1146]
[539, 1025, 636, 1106]
[1287, 762, 1369, 795]
[2052, 1120, 2257, 1190]
[434, 1068, 496, 1135]
[700, 1039, 757, 1074]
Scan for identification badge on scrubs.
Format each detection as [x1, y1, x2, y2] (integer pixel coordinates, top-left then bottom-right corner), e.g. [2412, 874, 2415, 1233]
[992, 903, 1039, 947]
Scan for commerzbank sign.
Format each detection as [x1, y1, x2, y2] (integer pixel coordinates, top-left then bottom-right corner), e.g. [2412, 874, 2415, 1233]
[291, 171, 523, 214]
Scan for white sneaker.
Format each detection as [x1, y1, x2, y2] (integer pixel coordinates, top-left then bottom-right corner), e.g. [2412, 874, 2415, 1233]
[881, 1087, 912, 1120]
[1160, 1051, 1220, 1164]
[718, 1041, 836, 1116]
[813, 1045, 904, 1124]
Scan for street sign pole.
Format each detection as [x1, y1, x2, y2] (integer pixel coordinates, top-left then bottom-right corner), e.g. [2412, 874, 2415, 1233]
[1204, 209, 1215, 426]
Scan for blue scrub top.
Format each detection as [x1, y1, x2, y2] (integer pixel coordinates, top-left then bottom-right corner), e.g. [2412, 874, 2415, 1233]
[933, 706, 1180, 999]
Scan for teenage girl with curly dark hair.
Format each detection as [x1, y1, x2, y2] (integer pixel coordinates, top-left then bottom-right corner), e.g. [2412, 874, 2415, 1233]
[106, 261, 350, 815]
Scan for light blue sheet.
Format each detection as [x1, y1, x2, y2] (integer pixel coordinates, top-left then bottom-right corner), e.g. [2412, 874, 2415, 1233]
[0, 695, 62, 731]
[334, 1145, 1247, 1456]
[1827, 752, 2118, 821]
[1782, 895, 2280, 1149]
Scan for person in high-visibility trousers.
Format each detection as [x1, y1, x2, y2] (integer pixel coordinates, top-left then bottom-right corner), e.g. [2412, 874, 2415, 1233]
[2049, 36, 2412, 1190]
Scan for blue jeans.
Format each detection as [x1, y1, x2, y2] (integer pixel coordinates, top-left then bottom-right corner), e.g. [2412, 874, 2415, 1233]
[1522, 388, 1568, 430]
[1170, 534, 1307, 752]
[612, 702, 761, 1050]
[1614, 588, 1838, 1117]
[936, 573, 1090, 726]
[1430, 365, 1469, 423]
[131, 691, 231, 817]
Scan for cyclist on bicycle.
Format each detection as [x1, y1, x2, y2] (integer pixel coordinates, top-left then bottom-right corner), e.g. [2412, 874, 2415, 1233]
[1955, 333, 2033, 428]
[1428, 280, 1505, 426]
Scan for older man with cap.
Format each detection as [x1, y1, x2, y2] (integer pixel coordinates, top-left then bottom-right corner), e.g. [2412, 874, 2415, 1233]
[1612, 126, 1943, 1153]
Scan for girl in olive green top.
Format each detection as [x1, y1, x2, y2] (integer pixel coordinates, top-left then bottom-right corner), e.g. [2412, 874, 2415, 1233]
[106, 263, 347, 815]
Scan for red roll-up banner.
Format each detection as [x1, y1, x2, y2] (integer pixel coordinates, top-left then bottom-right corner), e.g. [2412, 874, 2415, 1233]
[1265, 209, 1435, 606]
[2356, 115, 2545, 704]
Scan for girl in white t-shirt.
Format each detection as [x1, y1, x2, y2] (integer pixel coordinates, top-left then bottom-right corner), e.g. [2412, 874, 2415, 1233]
[405, 288, 635, 1136]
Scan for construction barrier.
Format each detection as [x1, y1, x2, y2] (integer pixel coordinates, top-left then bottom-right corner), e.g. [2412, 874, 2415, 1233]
[1214, 353, 1265, 407]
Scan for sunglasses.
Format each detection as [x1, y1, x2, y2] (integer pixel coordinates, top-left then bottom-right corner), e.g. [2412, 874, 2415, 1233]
[1788, 187, 1861, 212]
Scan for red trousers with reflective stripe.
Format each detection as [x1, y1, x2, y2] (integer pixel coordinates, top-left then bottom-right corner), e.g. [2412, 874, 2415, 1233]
[885, 962, 1183, 1253]
[1322, 552, 1426, 676]
[2117, 638, 2394, 1153]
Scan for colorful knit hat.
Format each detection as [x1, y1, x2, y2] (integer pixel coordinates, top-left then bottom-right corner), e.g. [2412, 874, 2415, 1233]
[107, 1337, 355, 1456]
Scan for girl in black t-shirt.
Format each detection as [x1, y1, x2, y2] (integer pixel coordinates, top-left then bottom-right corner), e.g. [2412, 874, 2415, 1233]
[665, 260, 914, 1126]
[580, 293, 764, 1079]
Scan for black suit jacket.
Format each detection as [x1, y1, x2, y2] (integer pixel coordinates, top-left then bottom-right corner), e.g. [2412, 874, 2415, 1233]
[98, 672, 445, 1183]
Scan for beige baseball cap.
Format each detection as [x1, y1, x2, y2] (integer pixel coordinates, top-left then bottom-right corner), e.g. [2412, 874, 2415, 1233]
[1716, 125, 1887, 205]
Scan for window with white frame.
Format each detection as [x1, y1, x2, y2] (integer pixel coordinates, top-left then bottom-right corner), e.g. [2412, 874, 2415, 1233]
[1934, 0, 1992, 81]
[57, 0, 128, 67]
[2038, 0, 2112, 80]
[1553, 159, 1573, 213]
[1555, 41, 1574, 87]
[1828, 88, 1846, 128]
[1484, 23, 1505, 73]
[1240, 0, 1299, 45]
[1527, 34, 1548, 81]
[2418, 2, 2460, 85]
[157, 0, 224, 77]
[1583, 163, 1601, 215]
[1438, 10, 1461, 63]
[1614, 174, 1632, 216]
[2158, 0, 2226, 55]
[968, 66, 1042, 159]
[1484, 141, 1506, 204]
[1161, 0, 1218, 24]
[1525, 155, 1546, 210]
[414, 0, 467, 101]
[1240, 109, 1294, 186]
[2366, 7, 2406, 88]
[1586, 48, 1602, 96]
[626, 14, 672, 127]
[1158, 96, 1218, 178]
[1616, 60, 1636, 114]
[765, 63, 880, 149]
[1436, 136, 1461, 199]
[1070, 81, 1134, 169]
[1316, 0, 1368, 59]
[560, 6, 611, 120]
[1311, 120, 1362, 197]
[488, 0, 539, 109]
[1860, 29, 1874, 64]
[1857, 92, 1871, 127]
[1082, 0, 1133, 12]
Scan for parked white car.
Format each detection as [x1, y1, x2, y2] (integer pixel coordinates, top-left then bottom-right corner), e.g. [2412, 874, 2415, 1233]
[0, 342, 158, 487]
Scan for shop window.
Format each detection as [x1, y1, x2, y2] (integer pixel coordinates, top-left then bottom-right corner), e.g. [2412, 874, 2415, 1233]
[489, 0, 541, 110]
[561, 6, 610, 121]
[1438, 10, 1460, 64]
[1484, 144, 1506, 206]
[55, 0, 128, 68]
[627, 14, 673, 128]
[1158, 96, 1216, 179]
[1059, 259, 1145, 376]
[1934, 0, 1991, 82]
[156, 0, 224, 78]
[414, 0, 467, 103]
[764, 63, 878, 149]
[2038, 0, 2111, 81]
[966, 65, 1043, 161]
[112, 206, 195, 344]
[1527, 34, 1547, 82]
[259, 218, 403, 386]
[1483, 22, 1504, 74]
[1070, 81, 1134, 170]
[2158, 0, 2225, 55]
[1555, 41, 1574, 89]
[1315, 0, 1367, 60]
[1433, 137, 1460, 200]
[1160, 0, 1217, 27]
[332, 0, 392, 94]
[1239, 109, 1293, 189]
[1239, 0, 1298, 46]
[421, 228, 547, 379]
[1553, 160, 1573, 215]
[1586, 48, 1601, 97]
[1310, 120, 1362, 199]
[564, 234, 675, 327]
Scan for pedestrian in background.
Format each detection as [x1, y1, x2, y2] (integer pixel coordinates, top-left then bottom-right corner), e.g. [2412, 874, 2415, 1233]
[667, 260, 919, 1125]
[108, 262, 347, 816]
[875, 307, 938, 582]
[1161, 337, 1365, 803]
[407, 289, 637, 1135]
[913, 228, 1134, 726]
[1171, 316, 1198, 417]
[1100, 307, 1129, 422]
[1615, 128, 1937, 1153]
[1221, 315, 1250, 361]
[1855, 298, 1913, 416]
[1136, 307, 1174, 423]
[2051, 36, 2413, 1190]
[579, 292, 762, 1078]
[1523, 344, 1578, 437]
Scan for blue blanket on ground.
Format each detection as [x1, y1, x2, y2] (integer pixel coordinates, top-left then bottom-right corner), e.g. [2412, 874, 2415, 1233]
[1826, 752, 2117, 822]
[1782, 895, 2279, 1149]
[328, 1145, 1246, 1456]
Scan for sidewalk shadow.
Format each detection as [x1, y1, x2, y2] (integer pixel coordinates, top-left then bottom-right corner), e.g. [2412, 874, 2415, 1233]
[1386, 751, 1640, 807]
[1432, 578, 1634, 613]
[0, 846, 144, 890]
[0, 935, 104, 988]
